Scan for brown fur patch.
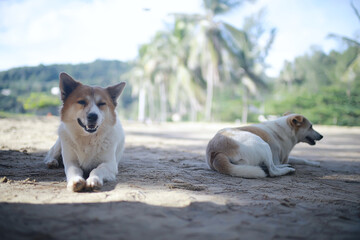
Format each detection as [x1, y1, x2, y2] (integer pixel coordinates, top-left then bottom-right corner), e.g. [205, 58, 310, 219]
[211, 152, 232, 175]
[61, 84, 92, 121]
[236, 126, 271, 144]
[287, 115, 304, 133]
[206, 131, 239, 172]
[217, 132, 239, 157]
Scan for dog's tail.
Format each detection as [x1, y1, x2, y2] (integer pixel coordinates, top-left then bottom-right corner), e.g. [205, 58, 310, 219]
[207, 152, 266, 178]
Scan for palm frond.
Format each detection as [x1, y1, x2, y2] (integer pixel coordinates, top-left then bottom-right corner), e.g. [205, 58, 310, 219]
[244, 68, 267, 89]
[327, 33, 360, 47]
[341, 54, 360, 82]
[217, 23, 267, 89]
[351, 0, 360, 24]
[170, 13, 204, 23]
[261, 28, 276, 60]
[203, 0, 247, 15]
[218, 22, 249, 67]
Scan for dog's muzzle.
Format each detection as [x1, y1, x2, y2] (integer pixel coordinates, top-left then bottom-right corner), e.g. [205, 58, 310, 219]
[77, 116, 99, 133]
[305, 132, 323, 145]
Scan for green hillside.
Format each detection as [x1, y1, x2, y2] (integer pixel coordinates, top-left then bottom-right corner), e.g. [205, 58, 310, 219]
[0, 59, 133, 116]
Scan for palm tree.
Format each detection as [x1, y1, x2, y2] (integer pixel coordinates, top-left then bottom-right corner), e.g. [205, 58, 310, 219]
[173, 0, 243, 120]
[122, 58, 148, 122]
[218, 11, 275, 122]
[126, 0, 274, 122]
[174, 0, 273, 122]
[136, 32, 173, 122]
[126, 21, 204, 122]
[328, 1, 360, 97]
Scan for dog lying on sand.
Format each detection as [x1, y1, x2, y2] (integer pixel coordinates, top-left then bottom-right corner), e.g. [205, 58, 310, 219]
[206, 114, 323, 178]
[44, 72, 126, 191]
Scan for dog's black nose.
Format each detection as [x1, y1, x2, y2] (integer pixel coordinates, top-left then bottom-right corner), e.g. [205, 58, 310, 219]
[87, 113, 98, 122]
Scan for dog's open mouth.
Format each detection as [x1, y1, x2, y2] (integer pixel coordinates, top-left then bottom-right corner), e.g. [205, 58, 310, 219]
[77, 118, 98, 133]
[305, 136, 316, 145]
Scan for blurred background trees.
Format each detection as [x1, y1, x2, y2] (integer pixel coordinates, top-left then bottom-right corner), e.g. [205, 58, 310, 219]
[126, 0, 274, 123]
[0, 0, 359, 126]
[267, 1, 360, 126]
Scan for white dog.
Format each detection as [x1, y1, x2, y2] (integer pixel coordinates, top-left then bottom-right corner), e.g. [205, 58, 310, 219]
[206, 114, 323, 178]
[44, 72, 126, 191]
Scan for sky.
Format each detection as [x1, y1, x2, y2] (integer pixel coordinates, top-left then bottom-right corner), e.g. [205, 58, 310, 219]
[0, 0, 359, 77]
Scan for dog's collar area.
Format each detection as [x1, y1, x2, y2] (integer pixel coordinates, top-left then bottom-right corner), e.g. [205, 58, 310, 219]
[77, 118, 98, 133]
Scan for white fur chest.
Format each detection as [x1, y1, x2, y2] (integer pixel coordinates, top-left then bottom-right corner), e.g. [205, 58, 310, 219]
[73, 134, 111, 169]
[59, 124, 114, 171]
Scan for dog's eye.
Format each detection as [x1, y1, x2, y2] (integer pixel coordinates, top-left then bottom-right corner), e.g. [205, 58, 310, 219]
[97, 102, 106, 107]
[77, 100, 87, 105]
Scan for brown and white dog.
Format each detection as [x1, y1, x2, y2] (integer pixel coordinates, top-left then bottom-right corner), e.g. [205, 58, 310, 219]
[44, 72, 126, 191]
[206, 114, 323, 178]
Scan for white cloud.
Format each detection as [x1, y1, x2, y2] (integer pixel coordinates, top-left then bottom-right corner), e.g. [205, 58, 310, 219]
[0, 0, 203, 70]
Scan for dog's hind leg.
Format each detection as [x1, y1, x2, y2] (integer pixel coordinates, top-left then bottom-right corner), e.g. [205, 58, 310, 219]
[211, 153, 267, 178]
[44, 138, 62, 168]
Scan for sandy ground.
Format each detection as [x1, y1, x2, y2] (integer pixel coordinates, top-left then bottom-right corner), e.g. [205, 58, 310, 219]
[0, 117, 359, 240]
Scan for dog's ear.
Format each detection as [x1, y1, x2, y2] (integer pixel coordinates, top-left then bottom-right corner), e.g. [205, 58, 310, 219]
[283, 112, 292, 116]
[288, 115, 304, 127]
[106, 82, 126, 106]
[59, 72, 80, 102]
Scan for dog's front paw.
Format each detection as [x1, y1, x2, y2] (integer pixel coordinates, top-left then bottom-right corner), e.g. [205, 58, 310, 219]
[86, 176, 103, 191]
[308, 161, 321, 167]
[67, 176, 86, 192]
[277, 164, 293, 168]
[44, 156, 59, 169]
[288, 167, 296, 173]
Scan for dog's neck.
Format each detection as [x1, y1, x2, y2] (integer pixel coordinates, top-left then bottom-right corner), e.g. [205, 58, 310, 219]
[263, 117, 298, 151]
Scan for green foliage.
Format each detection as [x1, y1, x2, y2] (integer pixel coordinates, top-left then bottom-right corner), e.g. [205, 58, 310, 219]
[265, 85, 360, 126]
[0, 95, 24, 113]
[0, 111, 34, 118]
[267, 46, 360, 126]
[212, 85, 260, 122]
[0, 60, 130, 95]
[19, 93, 60, 111]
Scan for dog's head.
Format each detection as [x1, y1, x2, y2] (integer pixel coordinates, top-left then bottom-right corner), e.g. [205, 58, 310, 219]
[59, 72, 126, 134]
[286, 114, 323, 145]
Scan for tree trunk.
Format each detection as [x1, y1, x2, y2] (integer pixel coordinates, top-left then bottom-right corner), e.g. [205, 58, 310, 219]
[205, 65, 214, 121]
[242, 84, 248, 124]
[148, 87, 155, 121]
[160, 81, 167, 122]
[138, 88, 146, 122]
